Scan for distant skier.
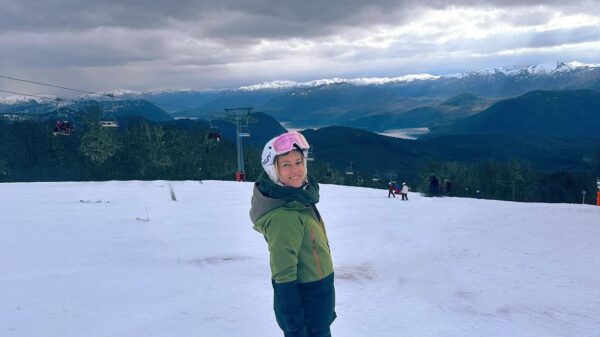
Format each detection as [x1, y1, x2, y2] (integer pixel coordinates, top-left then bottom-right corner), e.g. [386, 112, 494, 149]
[401, 182, 409, 200]
[53, 120, 61, 133]
[445, 179, 452, 195]
[388, 182, 396, 198]
[429, 175, 439, 195]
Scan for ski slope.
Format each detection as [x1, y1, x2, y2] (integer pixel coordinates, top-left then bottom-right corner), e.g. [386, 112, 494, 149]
[1, 180, 600, 337]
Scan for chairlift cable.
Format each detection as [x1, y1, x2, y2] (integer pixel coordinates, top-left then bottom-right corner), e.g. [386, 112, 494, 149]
[2, 88, 228, 127]
[0, 75, 108, 97]
[0, 89, 60, 102]
[1, 75, 239, 115]
[2, 75, 255, 132]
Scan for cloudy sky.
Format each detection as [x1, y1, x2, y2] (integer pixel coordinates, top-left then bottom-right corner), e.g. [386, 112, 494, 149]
[1, 0, 600, 95]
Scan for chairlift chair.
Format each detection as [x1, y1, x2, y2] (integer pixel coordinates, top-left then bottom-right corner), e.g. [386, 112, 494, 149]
[100, 120, 119, 128]
[53, 120, 75, 136]
[208, 130, 221, 142]
[52, 98, 75, 136]
[100, 94, 119, 128]
[325, 163, 334, 179]
[238, 114, 251, 137]
[207, 119, 222, 141]
[345, 161, 354, 175]
[305, 148, 315, 161]
[239, 124, 250, 137]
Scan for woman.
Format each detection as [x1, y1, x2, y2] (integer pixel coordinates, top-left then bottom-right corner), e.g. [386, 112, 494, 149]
[250, 131, 336, 337]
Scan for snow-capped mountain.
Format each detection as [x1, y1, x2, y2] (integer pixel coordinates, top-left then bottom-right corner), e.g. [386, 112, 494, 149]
[454, 61, 600, 78]
[239, 61, 599, 91]
[238, 74, 439, 91]
[0, 94, 56, 105]
[4, 60, 595, 104]
[2, 60, 600, 130]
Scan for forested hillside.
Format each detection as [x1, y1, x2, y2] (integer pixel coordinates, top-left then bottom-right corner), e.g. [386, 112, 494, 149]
[0, 113, 248, 182]
[1, 110, 599, 204]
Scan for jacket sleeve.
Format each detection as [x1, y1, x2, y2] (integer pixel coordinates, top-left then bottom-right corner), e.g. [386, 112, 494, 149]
[272, 279, 306, 336]
[265, 212, 304, 283]
[265, 213, 306, 335]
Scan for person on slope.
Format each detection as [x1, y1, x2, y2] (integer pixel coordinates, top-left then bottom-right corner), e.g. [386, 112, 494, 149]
[401, 182, 409, 200]
[250, 131, 336, 337]
[388, 182, 396, 198]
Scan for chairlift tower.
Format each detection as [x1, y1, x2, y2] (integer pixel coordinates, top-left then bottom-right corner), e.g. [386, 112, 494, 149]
[225, 107, 253, 181]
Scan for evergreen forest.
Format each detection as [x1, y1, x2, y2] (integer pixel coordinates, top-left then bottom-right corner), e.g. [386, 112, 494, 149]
[1, 109, 599, 205]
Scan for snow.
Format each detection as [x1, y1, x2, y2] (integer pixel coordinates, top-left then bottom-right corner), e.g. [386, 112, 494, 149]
[238, 74, 439, 91]
[1, 180, 600, 337]
[3, 61, 599, 104]
[238, 61, 600, 90]
[95, 89, 144, 98]
[378, 127, 430, 140]
[0, 95, 54, 105]
[448, 60, 600, 78]
[239, 80, 300, 91]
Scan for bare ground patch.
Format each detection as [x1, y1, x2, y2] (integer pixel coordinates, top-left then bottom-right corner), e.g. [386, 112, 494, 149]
[336, 264, 376, 282]
[186, 255, 250, 267]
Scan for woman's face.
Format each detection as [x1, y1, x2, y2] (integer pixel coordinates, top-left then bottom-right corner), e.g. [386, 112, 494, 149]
[276, 150, 305, 188]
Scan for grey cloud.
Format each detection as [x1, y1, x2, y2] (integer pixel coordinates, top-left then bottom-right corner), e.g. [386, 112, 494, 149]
[496, 9, 555, 27]
[5, 0, 594, 40]
[526, 27, 600, 49]
[0, 0, 410, 34]
[2, 0, 600, 92]
[0, 29, 170, 68]
[318, 21, 600, 71]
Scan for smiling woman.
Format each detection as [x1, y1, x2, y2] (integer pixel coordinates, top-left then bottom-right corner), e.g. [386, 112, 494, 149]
[250, 131, 336, 337]
[276, 150, 307, 188]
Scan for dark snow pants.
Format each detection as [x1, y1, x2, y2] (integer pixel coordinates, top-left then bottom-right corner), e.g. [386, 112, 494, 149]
[273, 273, 336, 337]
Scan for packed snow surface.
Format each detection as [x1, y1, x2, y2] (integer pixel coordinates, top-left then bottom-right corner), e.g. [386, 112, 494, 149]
[1, 180, 599, 337]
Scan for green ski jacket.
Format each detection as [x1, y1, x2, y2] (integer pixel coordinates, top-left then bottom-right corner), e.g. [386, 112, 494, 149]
[250, 173, 334, 284]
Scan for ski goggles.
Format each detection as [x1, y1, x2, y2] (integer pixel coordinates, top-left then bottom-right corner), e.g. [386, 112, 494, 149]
[272, 132, 310, 155]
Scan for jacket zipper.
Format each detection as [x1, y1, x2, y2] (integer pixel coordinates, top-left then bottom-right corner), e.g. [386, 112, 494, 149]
[309, 227, 323, 277]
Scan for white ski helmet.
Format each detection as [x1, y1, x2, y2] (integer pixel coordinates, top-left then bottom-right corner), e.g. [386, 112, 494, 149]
[261, 132, 310, 185]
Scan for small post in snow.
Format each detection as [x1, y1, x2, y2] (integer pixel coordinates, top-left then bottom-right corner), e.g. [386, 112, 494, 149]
[582, 190, 586, 204]
[168, 183, 177, 202]
[596, 178, 600, 206]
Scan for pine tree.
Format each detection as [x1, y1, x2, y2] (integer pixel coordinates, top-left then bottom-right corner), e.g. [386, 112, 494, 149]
[79, 124, 121, 164]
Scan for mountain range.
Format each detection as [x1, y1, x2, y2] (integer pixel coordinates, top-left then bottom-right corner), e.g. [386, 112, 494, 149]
[0, 98, 172, 124]
[426, 89, 600, 139]
[2, 61, 600, 177]
[3, 61, 599, 130]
